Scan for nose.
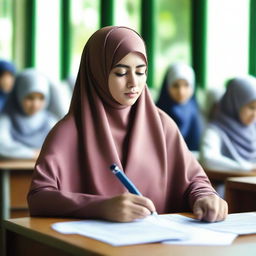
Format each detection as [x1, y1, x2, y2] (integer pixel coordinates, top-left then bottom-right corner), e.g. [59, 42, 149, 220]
[177, 87, 186, 97]
[127, 72, 137, 88]
[32, 99, 42, 111]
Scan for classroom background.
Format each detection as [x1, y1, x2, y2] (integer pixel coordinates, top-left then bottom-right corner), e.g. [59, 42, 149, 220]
[1, 0, 256, 217]
[1, 0, 255, 100]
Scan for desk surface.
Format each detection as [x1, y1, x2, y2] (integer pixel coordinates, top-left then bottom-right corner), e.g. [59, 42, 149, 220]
[0, 159, 35, 170]
[227, 176, 256, 184]
[226, 177, 256, 194]
[3, 215, 256, 256]
[225, 177, 256, 213]
[204, 169, 256, 182]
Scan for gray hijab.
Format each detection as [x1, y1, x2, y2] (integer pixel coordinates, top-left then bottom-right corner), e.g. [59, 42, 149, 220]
[3, 69, 55, 148]
[213, 75, 256, 162]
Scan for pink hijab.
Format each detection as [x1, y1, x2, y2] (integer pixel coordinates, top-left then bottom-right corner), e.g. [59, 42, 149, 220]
[29, 26, 214, 215]
[69, 25, 166, 197]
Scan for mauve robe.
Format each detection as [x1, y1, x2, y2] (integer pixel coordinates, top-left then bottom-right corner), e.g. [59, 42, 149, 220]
[27, 109, 215, 218]
[27, 26, 215, 218]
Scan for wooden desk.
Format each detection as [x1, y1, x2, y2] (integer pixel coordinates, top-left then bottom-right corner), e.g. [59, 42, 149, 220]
[204, 169, 256, 183]
[203, 169, 256, 196]
[3, 215, 256, 256]
[0, 159, 35, 220]
[0, 159, 35, 256]
[225, 177, 256, 213]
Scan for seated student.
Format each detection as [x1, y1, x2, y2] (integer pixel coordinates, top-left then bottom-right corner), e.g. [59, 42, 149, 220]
[200, 76, 256, 172]
[156, 63, 203, 152]
[48, 81, 71, 119]
[28, 26, 227, 223]
[202, 87, 225, 122]
[0, 59, 16, 112]
[0, 68, 57, 159]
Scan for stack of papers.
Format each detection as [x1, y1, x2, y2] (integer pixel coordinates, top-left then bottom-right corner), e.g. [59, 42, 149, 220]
[52, 212, 256, 246]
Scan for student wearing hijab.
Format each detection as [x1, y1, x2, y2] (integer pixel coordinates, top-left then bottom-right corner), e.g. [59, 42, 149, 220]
[0, 59, 16, 112]
[0, 69, 57, 159]
[156, 63, 203, 152]
[28, 26, 227, 223]
[200, 76, 256, 172]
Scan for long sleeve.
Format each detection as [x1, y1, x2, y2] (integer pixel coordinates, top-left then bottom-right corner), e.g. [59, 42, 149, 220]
[199, 126, 253, 172]
[160, 111, 217, 210]
[0, 115, 36, 159]
[27, 118, 110, 218]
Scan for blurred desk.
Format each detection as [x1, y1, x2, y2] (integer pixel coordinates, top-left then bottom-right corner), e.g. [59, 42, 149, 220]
[204, 169, 256, 196]
[205, 169, 256, 183]
[3, 214, 256, 256]
[225, 177, 256, 213]
[0, 159, 35, 220]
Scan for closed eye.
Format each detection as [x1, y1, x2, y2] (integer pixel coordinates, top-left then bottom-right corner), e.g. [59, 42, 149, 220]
[136, 72, 145, 76]
[115, 72, 127, 77]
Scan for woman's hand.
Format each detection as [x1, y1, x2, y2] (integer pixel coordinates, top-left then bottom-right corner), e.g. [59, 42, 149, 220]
[98, 193, 156, 222]
[193, 194, 228, 222]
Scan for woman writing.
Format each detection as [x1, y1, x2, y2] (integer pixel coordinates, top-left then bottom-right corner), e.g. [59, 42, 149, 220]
[28, 26, 227, 222]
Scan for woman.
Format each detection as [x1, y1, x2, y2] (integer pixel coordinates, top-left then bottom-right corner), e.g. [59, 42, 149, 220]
[200, 76, 256, 172]
[28, 26, 227, 222]
[156, 63, 203, 151]
[0, 69, 57, 159]
[0, 59, 16, 112]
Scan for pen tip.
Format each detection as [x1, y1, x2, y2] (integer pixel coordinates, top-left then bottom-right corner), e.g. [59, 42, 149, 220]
[110, 164, 117, 170]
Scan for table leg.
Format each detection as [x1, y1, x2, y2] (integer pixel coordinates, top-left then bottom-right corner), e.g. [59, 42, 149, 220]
[0, 169, 10, 220]
[0, 169, 10, 256]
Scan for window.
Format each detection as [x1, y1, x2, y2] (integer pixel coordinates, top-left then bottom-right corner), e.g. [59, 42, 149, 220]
[36, 0, 60, 80]
[70, 0, 100, 77]
[155, 0, 191, 90]
[206, 0, 249, 89]
[0, 0, 13, 59]
[114, 0, 141, 32]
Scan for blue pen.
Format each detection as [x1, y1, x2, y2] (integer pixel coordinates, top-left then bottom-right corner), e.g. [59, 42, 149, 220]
[110, 164, 142, 195]
[109, 164, 158, 216]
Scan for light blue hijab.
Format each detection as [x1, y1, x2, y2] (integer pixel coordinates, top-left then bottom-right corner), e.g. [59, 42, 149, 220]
[3, 69, 56, 148]
[213, 75, 256, 162]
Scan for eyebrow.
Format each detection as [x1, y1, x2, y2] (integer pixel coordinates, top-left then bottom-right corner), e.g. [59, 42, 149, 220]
[113, 64, 146, 69]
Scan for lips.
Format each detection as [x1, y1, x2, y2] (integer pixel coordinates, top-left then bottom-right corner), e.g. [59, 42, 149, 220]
[125, 92, 138, 98]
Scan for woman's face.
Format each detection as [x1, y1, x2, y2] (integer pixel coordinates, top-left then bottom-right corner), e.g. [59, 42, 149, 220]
[0, 72, 15, 93]
[22, 92, 45, 116]
[239, 100, 256, 126]
[108, 52, 147, 106]
[168, 79, 192, 104]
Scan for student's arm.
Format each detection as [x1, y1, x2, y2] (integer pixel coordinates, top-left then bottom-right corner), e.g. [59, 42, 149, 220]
[0, 115, 36, 159]
[160, 111, 227, 222]
[27, 117, 155, 221]
[199, 126, 254, 172]
[28, 169, 154, 221]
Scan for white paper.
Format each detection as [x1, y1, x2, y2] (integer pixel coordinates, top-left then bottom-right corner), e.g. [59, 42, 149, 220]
[52, 214, 238, 246]
[163, 212, 256, 235]
[158, 215, 237, 245]
[52, 215, 188, 246]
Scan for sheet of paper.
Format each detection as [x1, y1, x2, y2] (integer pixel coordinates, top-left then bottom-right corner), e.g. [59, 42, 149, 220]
[157, 215, 237, 245]
[52, 215, 188, 246]
[163, 212, 256, 235]
[52, 214, 237, 246]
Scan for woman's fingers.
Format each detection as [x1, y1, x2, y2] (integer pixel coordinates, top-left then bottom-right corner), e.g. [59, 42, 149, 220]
[193, 194, 228, 222]
[100, 193, 156, 222]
